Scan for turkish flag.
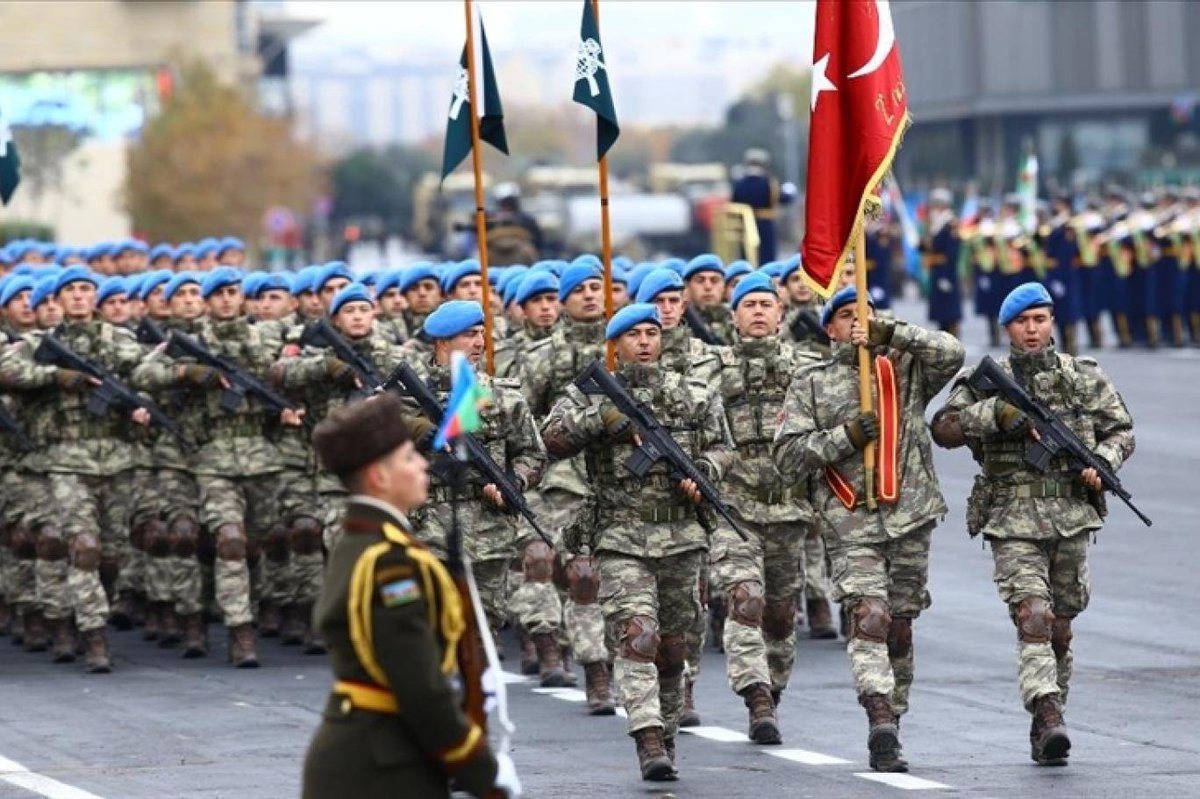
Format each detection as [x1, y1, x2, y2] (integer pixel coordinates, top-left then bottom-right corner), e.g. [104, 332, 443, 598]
[802, 0, 910, 298]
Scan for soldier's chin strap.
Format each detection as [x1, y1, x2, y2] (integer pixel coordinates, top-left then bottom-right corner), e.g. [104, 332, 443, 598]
[463, 553, 515, 755]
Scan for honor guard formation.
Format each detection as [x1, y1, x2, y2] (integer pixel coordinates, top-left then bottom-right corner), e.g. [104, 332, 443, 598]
[0, 226, 1148, 794]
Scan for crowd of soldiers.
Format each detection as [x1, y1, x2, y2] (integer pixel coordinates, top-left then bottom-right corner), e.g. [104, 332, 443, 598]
[912, 185, 1200, 353]
[0, 235, 1135, 789]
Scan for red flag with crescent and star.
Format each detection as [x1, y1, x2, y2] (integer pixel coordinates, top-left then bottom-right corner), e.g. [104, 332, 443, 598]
[801, 0, 910, 298]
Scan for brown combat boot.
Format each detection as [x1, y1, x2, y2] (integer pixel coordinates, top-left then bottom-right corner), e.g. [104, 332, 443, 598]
[181, 614, 208, 659]
[22, 609, 48, 652]
[49, 617, 77, 664]
[159, 604, 183, 647]
[806, 598, 838, 640]
[228, 623, 259, 668]
[740, 682, 782, 745]
[1030, 694, 1070, 766]
[863, 693, 908, 772]
[141, 601, 161, 641]
[9, 608, 24, 646]
[82, 628, 112, 674]
[109, 592, 137, 631]
[632, 727, 677, 781]
[561, 645, 579, 687]
[518, 628, 539, 676]
[280, 604, 304, 646]
[297, 602, 327, 655]
[0, 598, 10, 636]
[584, 662, 616, 716]
[257, 600, 281, 638]
[533, 632, 567, 687]
[679, 677, 700, 727]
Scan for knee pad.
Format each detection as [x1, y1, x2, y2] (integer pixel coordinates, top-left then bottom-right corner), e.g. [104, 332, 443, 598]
[728, 581, 765, 628]
[1051, 617, 1073, 660]
[566, 556, 600, 605]
[289, 516, 323, 556]
[887, 617, 913, 659]
[619, 615, 660, 664]
[9, 525, 36, 559]
[34, 525, 68, 561]
[1016, 597, 1053, 644]
[851, 597, 892, 643]
[521, 540, 555, 583]
[215, 524, 247, 562]
[71, 534, 102, 572]
[262, 524, 290, 563]
[144, 519, 171, 557]
[655, 632, 688, 679]
[167, 515, 199, 558]
[762, 597, 796, 641]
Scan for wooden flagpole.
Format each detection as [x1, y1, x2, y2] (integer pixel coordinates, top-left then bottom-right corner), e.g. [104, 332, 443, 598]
[593, 0, 617, 371]
[463, 0, 496, 375]
[853, 226, 877, 511]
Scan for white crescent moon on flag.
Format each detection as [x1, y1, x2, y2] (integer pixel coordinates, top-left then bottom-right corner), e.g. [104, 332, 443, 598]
[847, 0, 896, 79]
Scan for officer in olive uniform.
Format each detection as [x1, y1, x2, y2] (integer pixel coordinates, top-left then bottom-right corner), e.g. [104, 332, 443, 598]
[302, 394, 521, 799]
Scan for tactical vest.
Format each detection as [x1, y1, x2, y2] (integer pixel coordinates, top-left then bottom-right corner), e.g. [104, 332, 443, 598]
[720, 341, 789, 456]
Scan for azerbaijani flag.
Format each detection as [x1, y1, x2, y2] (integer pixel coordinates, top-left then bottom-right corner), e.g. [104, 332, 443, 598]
[432, 350, 491, 451]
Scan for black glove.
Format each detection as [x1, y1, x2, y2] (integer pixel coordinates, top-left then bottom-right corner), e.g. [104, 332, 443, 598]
[180, 365, 220, 387]
[325, 358, 358, 388]
[600, 406, 634, 442]
[845, 411, 880, 450]
[867, 318, 895, 347]
[55, 368, 89, 391]
[994, 401, 1031, 437]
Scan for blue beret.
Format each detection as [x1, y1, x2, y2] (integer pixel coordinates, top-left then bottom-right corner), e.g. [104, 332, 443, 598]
[660, 257, 687, 275]
[760, 261, 784, 279]
[30, 277, 57, 309]
[32, 265, 62, 282]
[219, 236, 245, 254]
[820, 286, 874, 327]
[374, 269, 405, 295]
[97, 277, 128, 304]
[173, 243, 196, 263]
[330, 283, 375, 316]
[359, 270, 380, 287]
[626, 263, 658, 299]
[138, 269, 172, 300]
[316, 261, 354, 292]
[558, 261, 602, 301]
[487, 267, 507, 287]
[571, 254, 603, 271]
[11, 264, 35, 277]
[605, 303, 661, 341]
[200, 267, 242, 299]
[498, 265, 529, 291]
[724, 261, 753, 282]
[164, 271, 202, 302]
[781, 254, 803, 280]
[148, 244, 173, 262]
[258, 272, 292, 295]
[635, 269, 685, 303]
[731, 272, 777, 310]
[124, 273, 146, 299]
[516, 271, 560, 305]
[399, 262, 440, 293]
[241, 272, 267, 299]
[290, 265, 322, 296]
[0, 276, 34, 307]
[612, 255, 634, 272]
[531, 260, 567, 277]
[110, 239, 134, 256]
[612, 266, 629, 286]
[999, 281, 1053, 326]
[129, 240, 149, 255]
[424, 300, 484, 339]
[196, 236, 220, 251]
[683, 253, 724, 281]
[441, 259, 481, 293]
[53, 265, 98, 296]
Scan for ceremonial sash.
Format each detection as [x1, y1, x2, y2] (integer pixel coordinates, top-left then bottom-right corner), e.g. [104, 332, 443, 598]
[825, 355, 901, 509]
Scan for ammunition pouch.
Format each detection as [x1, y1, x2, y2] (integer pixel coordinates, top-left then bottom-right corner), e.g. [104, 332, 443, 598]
[965, 475, 994, 538]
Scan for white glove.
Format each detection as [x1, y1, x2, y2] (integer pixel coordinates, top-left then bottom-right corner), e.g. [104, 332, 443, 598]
[493, 753, 522, 798]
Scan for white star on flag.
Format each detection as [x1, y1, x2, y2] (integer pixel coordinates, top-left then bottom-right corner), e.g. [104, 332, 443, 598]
[810, 53, 837, 112]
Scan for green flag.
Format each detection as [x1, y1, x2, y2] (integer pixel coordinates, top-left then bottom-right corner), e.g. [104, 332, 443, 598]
[0, 106, 20, 206]
[572, 0, 619, 160]
[441, 22, 508, 181]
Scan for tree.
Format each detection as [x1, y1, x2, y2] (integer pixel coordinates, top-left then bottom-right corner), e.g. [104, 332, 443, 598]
[330, 144, 436, 238]
[125, 61, 322, 243]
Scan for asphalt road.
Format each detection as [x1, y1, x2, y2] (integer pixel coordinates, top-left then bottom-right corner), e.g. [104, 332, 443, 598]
[1, 298, 1198, 799]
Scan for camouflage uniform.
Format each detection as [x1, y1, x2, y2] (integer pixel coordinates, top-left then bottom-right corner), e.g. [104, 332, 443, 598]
[772, 319, 964, 719]
[693, 303, 737, 345]
[495, 319, 556, 378]
[542, 362, 733, 749]
[375, 313, 409, 346]
[933, 346, 1134, 713]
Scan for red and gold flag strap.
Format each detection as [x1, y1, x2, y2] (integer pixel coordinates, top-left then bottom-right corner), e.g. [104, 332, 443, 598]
[825, 355, 901, 509]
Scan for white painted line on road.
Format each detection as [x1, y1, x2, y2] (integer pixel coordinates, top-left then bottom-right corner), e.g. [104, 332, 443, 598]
[501, 671, 532, 685]
[680, 726, 749, 743]
[768, 748, 851, 766]
[616, 707, 627, 718]
[0, 754, 104, 799]
[531, 688, 588, 703]
[854, 772, 949, 790]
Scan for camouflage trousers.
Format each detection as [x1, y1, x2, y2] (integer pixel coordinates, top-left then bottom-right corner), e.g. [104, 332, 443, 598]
[598, 549, 704, 737]
[472, 557, 509, 639]
[802, 528, 831, 601]
[274, 468, 338, 609]
[828, 524, 933, 716]
[989, 533, 1090, 711]
[711, 521, 803, 694]
[137, 468, 204, 616]
[46, 472, 135, 631]
[197, 473, 281, 628]
[1, 470, 56, 611]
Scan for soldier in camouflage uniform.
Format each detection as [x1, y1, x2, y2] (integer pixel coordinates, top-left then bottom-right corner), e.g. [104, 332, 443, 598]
[541, 303, 734, 782]
[683, 254, 737, 344]
[694, 273, 820, 743]
[371, 270, 409, 345]
[494, 271, 559, 378]
[931, 282, 1135, 766]
[399, 263, 443, 362]
[518, 262, 613, 705]
[0, 267, 153, 672]
[772, 285, 964, 772]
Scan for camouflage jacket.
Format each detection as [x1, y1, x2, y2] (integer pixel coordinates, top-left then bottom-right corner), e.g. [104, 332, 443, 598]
[0, 319, 143, 476]
[771, 319, 965, 544]
[375, 314, 409, 345]
[131, 317, 209, 472]
[541, 362, 734, 558]
[660, 324, 715, 375]
[782, 301, 831, 357]
[0, 330, 57, 475]
[934, 345, 1135, 540]
[696, 336, 820, 525]
[495, 320, 557, 378]
[694, 302, 738, 346]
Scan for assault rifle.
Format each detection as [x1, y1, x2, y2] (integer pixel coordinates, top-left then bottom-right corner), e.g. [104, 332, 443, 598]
[684, 306, 725, 346]
[33, 333, 194, 452]
[135, 317, 167, 347]
[788, 308, 830, 347]
[967, 355, 1151, 527]
[573, 359, 749, 541]
[298, 318, 382, 395]
[377, 361, 552, 547]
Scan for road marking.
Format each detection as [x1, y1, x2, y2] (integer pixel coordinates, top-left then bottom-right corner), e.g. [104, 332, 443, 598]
[768, 748, 852, 766]
[854, 773, 950, 790]
[501, 671, 531, 685]
[679, 726, 749, 743]
[0, 754, 104, 799]
[531, 688, 588, 703]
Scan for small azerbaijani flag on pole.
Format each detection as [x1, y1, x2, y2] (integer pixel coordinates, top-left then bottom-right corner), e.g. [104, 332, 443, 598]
[432, 350, 491, 451]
